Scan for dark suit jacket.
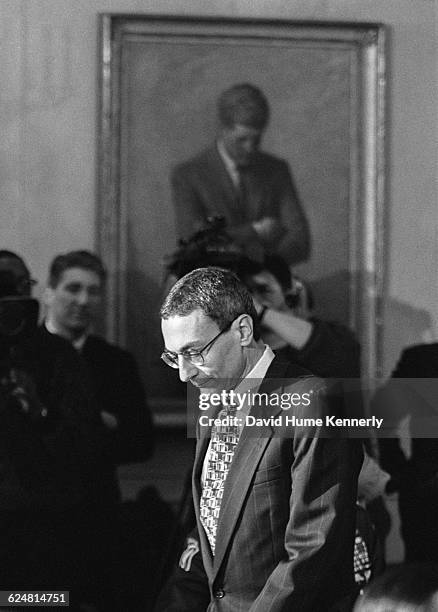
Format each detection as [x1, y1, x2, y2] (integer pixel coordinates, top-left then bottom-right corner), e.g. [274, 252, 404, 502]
[36, 327, 155, 504]
[158, 358, 362, 611]
[79, 334, 154, 465]
[377, 343, 438, 482]
[171, 146, 310, 265]
[0, 328, 100, 513]
[275, 318, 361, 379]
[0, 324, 116, 590]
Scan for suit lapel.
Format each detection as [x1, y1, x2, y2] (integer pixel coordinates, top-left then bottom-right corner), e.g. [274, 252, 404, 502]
[192, 401, 218, 578]
[193, 358, 305, 578]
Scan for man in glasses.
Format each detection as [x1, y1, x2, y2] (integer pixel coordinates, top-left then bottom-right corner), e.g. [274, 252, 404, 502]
[157, 267, 362, 612]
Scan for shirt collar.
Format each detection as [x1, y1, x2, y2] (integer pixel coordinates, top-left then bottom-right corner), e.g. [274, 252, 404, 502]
[217, 139, 239, 186]
[234, 344, 275, 395]
[45, 318, 88, 352]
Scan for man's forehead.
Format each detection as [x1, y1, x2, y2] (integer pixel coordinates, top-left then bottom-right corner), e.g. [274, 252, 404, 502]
[225, 123, 262, 138]
[58, 267, 101, 286]
[252, 269, 282, 288]
[161, 310, 217, 347]
[251, 270, 274, 282]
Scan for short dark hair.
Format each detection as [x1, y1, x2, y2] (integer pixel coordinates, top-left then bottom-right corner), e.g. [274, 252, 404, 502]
[237, 255, 292, 292]
[48, 250, 106, 288]
[217, 83, 270, 130]
[160, 267, 260, 341]
[354, 564, 438, 611]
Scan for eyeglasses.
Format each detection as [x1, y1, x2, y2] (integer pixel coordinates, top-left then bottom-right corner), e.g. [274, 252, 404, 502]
[161, 321, 233, 369]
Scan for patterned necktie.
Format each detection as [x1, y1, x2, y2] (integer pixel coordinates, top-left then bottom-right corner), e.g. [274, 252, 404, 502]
[199, 404, 241, 554]
[354, 528, 372, 586]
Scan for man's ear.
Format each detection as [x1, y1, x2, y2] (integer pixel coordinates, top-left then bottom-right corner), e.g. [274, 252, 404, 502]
[235, 314, 254, 346]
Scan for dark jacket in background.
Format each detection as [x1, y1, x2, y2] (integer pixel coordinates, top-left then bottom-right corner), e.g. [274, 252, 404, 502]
[36, 326, 155, 503]
[30, 326, 155, 608]
[0, 327, 101, 591]
[376, 343, 438, 562]
[0, 328, 96, 513]
[80, 333, 154, 464]
[274, 318, 361, 379]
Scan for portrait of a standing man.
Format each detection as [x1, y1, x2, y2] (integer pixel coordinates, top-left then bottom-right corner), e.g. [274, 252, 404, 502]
[171, 84, 310, 265]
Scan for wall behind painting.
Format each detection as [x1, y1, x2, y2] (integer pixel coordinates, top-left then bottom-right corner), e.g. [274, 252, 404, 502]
[0, 0, 436, 562]
[1, 0, 436, 376]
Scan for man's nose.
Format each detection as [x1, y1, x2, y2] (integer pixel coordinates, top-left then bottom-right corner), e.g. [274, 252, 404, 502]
[76, 290, 90, 305]
[177, 355, 198, 383]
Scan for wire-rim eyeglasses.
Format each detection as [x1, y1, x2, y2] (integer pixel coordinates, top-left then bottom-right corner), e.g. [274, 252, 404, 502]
[161, 320, 233, 368]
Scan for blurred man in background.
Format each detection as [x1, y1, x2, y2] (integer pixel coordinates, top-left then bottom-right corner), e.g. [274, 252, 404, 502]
[43, 250, 154, 477]
[41, 249, 155, 609]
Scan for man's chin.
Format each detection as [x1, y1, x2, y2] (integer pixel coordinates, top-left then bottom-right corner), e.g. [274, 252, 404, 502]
[194, 380, 236, 394]
[236, 154, 257, 167]
[199, 386, 219, 394]
[190, 379, 212, 390]
[189, 379, 217, 393]
[68, 320, 89, 335]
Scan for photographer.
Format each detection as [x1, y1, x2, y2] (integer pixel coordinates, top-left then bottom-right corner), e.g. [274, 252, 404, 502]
[0, 251, 102, 603]
[238, 255, 361, 379]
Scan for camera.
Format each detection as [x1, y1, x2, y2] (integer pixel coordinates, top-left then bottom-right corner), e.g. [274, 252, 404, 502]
[0, 272, 45, 420]
[165, 216, 246, 280]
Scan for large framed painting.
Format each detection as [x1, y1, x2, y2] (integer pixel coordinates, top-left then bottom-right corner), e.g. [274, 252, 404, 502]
[97, 15, 386, 422]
